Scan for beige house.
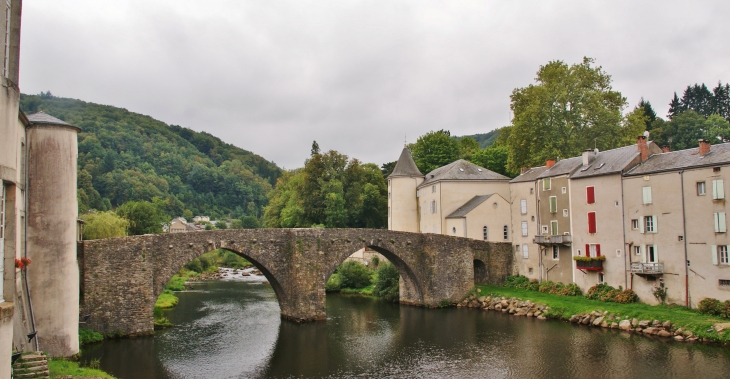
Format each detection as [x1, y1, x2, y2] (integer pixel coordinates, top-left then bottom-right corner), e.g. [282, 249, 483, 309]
[569, 137, 663, 293]
[444, 193, 511, 242]
[535, 156, 583, 284]
[509, 166, 547, 280]
[169, 217, 200, 233]
[624, 140, 730, 306]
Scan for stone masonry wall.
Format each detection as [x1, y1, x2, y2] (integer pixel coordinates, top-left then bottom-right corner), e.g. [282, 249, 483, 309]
[80, 229, 513, 336]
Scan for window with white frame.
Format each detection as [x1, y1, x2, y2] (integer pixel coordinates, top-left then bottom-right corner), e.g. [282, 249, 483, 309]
[552, 246, 559, 260]
[520, 199, 527, 214]
[697, 182, 706, 196]
[642, 186, 652, 204]
[645, 245, 658, 263]
[588, 244, 598, 257]
[549, 196, 557, 213]
[543, 177, 551, 190]
[713, 180, 725, 200]
[550, 220, 558, 235]
[634, 245, 641, 256]
[522, 244, 529, 259]
[530, 188, 534, 195]
[631, 219, 639, 230]
[503, 225, 509, 240]
[714, 212, 727, 233]
[644, 215, 657, 233]
[521, 221, 528, 236]
[541, 225, 548, 234]
[561, 187, 567, 194]
[562, 209, 568, 217]
[432, 185, 436, 193]
[483, 226, 488, 241]
[718, 245, 729, 265]
[430, 200, 437, 214]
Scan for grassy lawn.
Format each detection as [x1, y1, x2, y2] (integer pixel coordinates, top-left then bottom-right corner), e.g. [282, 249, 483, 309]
[155, 290, 179, 308]
[49, 358, 115, 378]
[476, 284, 730, 343]
[340, 283, 375, 296]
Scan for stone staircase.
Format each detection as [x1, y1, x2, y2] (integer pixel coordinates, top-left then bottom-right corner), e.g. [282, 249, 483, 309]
[12, 352, 49, 379]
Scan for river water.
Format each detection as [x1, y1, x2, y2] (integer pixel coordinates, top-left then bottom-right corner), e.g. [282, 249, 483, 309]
[82, 277, 730, 379]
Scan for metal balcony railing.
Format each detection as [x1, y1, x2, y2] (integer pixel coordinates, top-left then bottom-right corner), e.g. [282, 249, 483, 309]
[533, 234, 572, 245]
[630, 262, 664, 275]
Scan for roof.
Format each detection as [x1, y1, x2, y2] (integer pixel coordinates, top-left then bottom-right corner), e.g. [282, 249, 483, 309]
[445, 194, 496, 218]
[26, 112, 80, 131]
[570, 143, 660, 179]
[388, 147, 423, 178]
[537, 156, 584, 179]
[510, 166, 548, 183]
[419, 159, 510, 187]
[626, 142, 730, 176]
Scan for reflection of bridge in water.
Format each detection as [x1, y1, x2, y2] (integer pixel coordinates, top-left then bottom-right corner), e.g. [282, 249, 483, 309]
[79, 228, 512, 336]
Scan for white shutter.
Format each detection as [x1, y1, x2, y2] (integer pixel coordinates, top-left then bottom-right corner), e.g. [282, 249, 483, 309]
[713, 180, 725, 200]
[720, 212, 727, 233]
[522, 244, 529, 259]
[640, 245, 646, 263]
[653, 244, 658, 262]
[715, 213, 722, 233]
[711, 245, 718, 265]
[652, 215, 658, 233]
[639, 217, 644, 234]
[642, 187, 652, 204]
[520, 199, 527, 214]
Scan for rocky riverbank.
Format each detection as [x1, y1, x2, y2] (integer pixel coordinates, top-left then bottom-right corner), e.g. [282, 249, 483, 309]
[458, 290, 730, 345]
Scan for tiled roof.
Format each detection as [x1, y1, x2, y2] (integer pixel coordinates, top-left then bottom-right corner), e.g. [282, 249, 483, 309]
[388, 147, 423, 178]
[626, 142, 730, 176]
[419, 159, 509, 187]
[27, 112, 72, 126]
[510, 166, 548, 183]
[445, 194, 495, 218]
[537, 156, 583, 179]
[570, 143, 661, 179]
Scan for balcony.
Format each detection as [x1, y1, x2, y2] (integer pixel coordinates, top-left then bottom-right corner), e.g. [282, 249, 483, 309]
[575, 259, 603, 271]
[533, 234, 572, 245]
[630, 262, 664, 276]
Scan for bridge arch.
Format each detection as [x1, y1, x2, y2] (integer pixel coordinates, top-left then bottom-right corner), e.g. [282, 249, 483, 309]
[79, 228, 513, 336]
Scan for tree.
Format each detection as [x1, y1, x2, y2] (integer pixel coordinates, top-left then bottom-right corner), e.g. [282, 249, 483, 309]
[240, 215, 260, 229]
[507, 57, 631, 172]
[458, 137, 480, 161]
[470, 145, 512, 177]
[668, 92, 683, 119]
[706, 114, 730, 143]
[380, 161, 396, 178]
[311, 140, 320, 156]
[636, 98, 657, 130]
[373, 262, 399, 302]
[80, 211, 129, 240]
[116, 200, 167, 235]
[408, 130, 460, 173]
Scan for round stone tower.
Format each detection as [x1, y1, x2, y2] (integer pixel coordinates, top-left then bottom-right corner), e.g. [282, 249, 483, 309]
[25, 112, 80, 357]
[387, 147, 423, 232]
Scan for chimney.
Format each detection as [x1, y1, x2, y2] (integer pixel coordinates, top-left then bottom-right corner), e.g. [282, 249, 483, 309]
[520, 166, 530, 174]
[582, 149, 596, 166]
[637, 135, 648, 162]
[699, 139, 711, 156]
[546, 159, 556, 169]
[662, 145, 671, 153]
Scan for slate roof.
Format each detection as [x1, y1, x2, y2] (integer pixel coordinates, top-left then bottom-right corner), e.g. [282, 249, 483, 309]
[569, 143, 654, 179]
[537, 156, 583, 179]
[26, 112, 80, 131]
[419, 159, 509, 187]
[445, 194, 495, 218]
[388, 147, 423, 178]
[510, 166, 548, 183]
[625, 142, 730, 176]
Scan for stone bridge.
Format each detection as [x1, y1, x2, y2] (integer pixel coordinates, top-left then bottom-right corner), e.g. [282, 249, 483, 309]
[79, 229, 512, 336]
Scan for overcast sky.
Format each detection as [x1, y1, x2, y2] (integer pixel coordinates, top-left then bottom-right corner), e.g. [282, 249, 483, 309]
[19, 1, 730, 169]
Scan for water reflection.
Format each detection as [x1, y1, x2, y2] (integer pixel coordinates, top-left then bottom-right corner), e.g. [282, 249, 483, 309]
[83, 281, 730, 379]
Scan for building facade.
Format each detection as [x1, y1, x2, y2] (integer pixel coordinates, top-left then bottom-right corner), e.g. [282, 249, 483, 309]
[509, 166, 546, 280]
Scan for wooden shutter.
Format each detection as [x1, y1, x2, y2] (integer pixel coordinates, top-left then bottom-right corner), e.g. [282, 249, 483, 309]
[642, 187, 652, 204]
[713, 180, 725, 200]
[712, 245, 718, 265]
[720, 212, 727, 233]
[639, 217, 644, 234]
[596, 244, 601, 257]
[640, 245, 646, 263]
[550, 196, 557, 213]
[715, 212, 722, 233]
[652, 215, 658, 233]
[585, 244, 590, 257]
[588, 212, 596, 233]
[587, 186, 595, 204]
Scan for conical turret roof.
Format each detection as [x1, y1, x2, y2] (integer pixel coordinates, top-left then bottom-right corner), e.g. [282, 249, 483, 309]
[388, 147, 423, 178]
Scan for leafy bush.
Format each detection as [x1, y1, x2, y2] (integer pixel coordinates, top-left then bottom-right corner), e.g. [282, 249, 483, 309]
[721, 300, 730, 319]
[325, 273, 342, 292]
[560, 283, 582, 296]
[373, 262, 400, 302]
[698, 298, 722, 316]
[586, 283, 638, 304]
[505, 275, 529, 289]
[614, 289, 639, 304]
[538, 280, 556, 293]
[526, 279, 539, 292]
[79, 328, 104, 346]
[338, 261, 373, 289]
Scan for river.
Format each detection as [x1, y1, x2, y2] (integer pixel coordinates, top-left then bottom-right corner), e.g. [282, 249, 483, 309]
[82, 278, 730, 378]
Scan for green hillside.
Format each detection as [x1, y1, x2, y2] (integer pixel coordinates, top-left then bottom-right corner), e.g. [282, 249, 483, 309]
[457, 129, 501, 149]
[20, 94, 281, 220]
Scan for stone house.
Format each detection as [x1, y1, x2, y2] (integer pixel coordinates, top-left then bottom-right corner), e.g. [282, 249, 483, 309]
[169, 217, 200, 233]
[624, 140, 730, 306]
[193, 215, 210, 223]
[509, 166, 546, 280]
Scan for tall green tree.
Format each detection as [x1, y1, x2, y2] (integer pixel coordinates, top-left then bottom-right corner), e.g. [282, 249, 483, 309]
[408, 130, 460, 173]
[506, 57, 635, 172]
[81, 211, 129, 240]
[116, 200, 167, 235]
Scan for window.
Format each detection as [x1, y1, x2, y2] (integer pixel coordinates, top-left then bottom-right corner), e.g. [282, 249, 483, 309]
[586, 186, 595, 204]
[713, 180, 725, 200]
[634, 246, 641, 256]
[503, 225, 509, 240]
[430, 200, 437, 214]
[718, 245, 729, 265]
[561, 187, 567, 194]
[714, 212, 726, 233]
[645, 245, 658, 263]
[530, 188, 534, 195]
[599, 273, 605, 284]
[520, 199, 527, 214]
[642, 186, 652, 204]
[515, 245, 520, 252]
[562, 209, 568, 217]
[521, 221, 528, 236]
[644, 215, 657, 233]
[631, 219, 639, 230]
[550, 220, 558, 235]
[720, 279, 730, 286]
[697, 182, 706, 196]
[543, 177, 551, 190]
[483, 226, 488, 240]
[3, 0, 11, 78]
[714, 167, 721, 173]
[522, 244, 529, 259]
[552, 246, 559, 260]
[541, 225, 548, 234]
[586, 243, 600, 257]
[587, 212, 596, 233]
[452, 227, 457, 235]
[432, 185, 436, 193]
[549, 196, 557, 213]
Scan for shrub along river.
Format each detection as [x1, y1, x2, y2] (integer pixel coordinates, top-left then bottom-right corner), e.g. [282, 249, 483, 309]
[82, 278, 730, 378]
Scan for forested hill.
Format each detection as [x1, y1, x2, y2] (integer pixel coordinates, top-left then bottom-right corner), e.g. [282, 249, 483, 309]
[20, 94, 282, 220]
[456, 129, 500, 149]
